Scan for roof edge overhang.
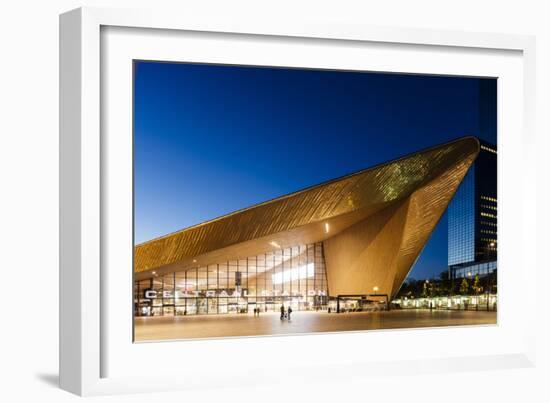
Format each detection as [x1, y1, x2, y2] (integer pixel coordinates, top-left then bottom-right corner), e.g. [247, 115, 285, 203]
[134, 136, 480, 275]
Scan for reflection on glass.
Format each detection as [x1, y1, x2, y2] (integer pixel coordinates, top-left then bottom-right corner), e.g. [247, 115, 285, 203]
[134, 243, 328, 316]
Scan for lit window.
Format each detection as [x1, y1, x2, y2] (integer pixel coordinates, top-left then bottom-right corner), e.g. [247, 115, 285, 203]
[480, 145, 497, 154]
[272, 263, 314, 285]
[480, 212, 497, 219]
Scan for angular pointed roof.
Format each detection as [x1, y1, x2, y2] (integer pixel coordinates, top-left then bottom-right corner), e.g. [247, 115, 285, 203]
[135, 136, 479, 285]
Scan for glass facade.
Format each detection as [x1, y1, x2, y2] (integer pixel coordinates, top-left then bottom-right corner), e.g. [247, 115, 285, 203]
[448, 80, 497, 281]
[134, 242, 329, 316]
[448, 166, 475, 266]
[451, 260, 497, 279]
[448, 139, 497, 279]
[393, 294, 497, 311]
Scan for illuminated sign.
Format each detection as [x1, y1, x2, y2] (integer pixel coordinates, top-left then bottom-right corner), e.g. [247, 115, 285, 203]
[143, 289, 326, 299]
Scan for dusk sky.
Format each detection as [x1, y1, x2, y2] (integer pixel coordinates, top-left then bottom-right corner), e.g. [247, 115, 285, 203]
[134, 61, 496, 280]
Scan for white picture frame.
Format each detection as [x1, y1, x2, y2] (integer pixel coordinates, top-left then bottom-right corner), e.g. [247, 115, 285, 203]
[59, 6, 537, 396]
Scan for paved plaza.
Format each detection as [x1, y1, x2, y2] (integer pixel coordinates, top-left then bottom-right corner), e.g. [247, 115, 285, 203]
[135, 309, 497, 341]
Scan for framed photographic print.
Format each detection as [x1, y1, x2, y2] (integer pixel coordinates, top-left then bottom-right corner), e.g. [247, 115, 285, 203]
[132, 62, 496, 342]
[60, 7, 537, 396]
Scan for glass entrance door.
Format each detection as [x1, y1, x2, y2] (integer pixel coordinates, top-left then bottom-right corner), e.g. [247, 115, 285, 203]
[218, 298, 228, 314]
[228, 299, 238, 314]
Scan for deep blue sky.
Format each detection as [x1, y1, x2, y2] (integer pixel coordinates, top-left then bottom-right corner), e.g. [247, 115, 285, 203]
[134, 61, 496, 280]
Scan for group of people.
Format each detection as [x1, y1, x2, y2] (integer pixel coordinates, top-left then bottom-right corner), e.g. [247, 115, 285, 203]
[251, 305, 293, 320]
[280, 304, 292, 321]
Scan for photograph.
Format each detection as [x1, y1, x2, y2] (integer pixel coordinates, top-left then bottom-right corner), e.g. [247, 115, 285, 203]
[2, 0, 544, 399]
[132, 61, 498, 342]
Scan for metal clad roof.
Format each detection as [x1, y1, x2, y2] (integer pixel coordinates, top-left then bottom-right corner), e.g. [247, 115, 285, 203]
[135, 137, 480, 274]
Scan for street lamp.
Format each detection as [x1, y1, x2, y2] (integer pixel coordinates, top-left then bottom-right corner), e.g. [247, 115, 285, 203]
[373, 286, 379, 293]
[425, 280, 432, 309]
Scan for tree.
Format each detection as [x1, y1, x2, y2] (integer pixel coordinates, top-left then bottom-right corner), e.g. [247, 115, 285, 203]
[448, 278, 455, 296]
[460, 278, 469, 295]
[473, 274, 481, 295]
[422, 281, 428, 298]
[437, 270, 452, 296]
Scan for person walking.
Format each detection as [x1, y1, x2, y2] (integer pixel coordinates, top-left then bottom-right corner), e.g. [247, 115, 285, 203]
[280, 304, 285, 320]
[287, 306, 293, 321]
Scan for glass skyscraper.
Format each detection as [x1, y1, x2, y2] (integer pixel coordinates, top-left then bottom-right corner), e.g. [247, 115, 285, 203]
[448, 82, 497, 280]
[448, 140, 497, 279]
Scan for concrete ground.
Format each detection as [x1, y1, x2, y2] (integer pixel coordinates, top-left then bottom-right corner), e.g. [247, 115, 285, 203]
[134, 309, 497, 341]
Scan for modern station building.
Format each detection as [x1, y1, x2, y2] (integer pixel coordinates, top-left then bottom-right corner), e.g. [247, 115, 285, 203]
[134, 137, 480, 317]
